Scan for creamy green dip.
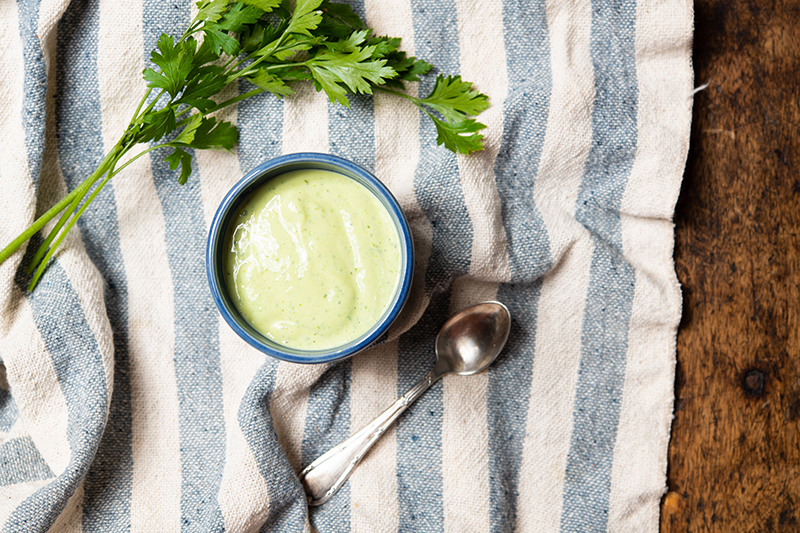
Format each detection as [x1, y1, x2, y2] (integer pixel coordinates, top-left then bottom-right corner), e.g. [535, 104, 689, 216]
[224, 168, 401, 350]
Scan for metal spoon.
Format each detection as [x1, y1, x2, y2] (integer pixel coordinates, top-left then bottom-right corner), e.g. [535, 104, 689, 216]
[298, 301, 512, 506]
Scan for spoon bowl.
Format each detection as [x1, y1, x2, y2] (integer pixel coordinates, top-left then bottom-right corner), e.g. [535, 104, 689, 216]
[435, 301, 511, 376]
[299, 301, 511, 506]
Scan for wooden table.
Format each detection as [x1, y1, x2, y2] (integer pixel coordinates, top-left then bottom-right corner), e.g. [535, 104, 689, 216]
[661, 0, 800, 530]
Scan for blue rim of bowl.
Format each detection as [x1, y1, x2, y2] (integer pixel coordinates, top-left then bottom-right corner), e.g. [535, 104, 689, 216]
[206, 152, 414, 364]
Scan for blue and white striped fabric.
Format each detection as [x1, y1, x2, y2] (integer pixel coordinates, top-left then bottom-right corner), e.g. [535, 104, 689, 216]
[0, 0, 693, 531]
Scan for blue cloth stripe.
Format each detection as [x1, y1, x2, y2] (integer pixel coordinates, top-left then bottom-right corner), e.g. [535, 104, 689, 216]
[410, 0, 472, 293]
[561, 244, 635, 532]
[238, 361, 308, 532]
[15, 0, 46, 191]
[0, 437, 53, 487]
[560, 0, 639, 529]
[142, 4, 226, 530]
[0, 0, 678, 529]
[53, 0, 135, 529]
[395, 2, 469, 530]
[0, 378, 19, 433]
[234, 60, 303, 533]
[486, 1, 552, 530]
[4, 263, 108, 533]
[329, 93, 374, 172]
[488, 281, 542, 533]
[301, 363, 352, 529]
[396, 291, 447, 532]
[237, 79, 283, 174]
[4, 3, 110, 529]
[494, 0, 552, 283]
[299, 67, 376, 533]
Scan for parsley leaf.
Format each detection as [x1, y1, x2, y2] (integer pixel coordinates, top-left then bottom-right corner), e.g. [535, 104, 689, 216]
[429, 115, 487, 155]
[195, 0, 228, 24]
[144, 34, 195, 97]
[172, 114, 238, 150]
[1, 0, 490, 290]
[241, 0, 280, 12]
[286, 0, 324, 36]
[138, 106, 177, 143]
[214, 2, 264, 33]
[317, 0, 365, 39]
[203, 27, 240, 56]
[165, 147, 193, 184]
[247, 69, 294, 97]
[419, 75, 490, 122]
[306, 46, 396, 105]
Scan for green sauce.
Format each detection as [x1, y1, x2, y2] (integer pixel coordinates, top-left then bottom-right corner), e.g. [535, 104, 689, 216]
[224, 168, 401, 350]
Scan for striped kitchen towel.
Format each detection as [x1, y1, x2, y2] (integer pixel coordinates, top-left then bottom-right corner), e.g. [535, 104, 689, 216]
[0, 0, 693, 531]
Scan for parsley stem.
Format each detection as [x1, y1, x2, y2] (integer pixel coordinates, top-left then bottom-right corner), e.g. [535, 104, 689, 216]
[181, 20, 203, 41]
[131, 88, 153, 124]
[28, 161, 118, 290]
[0, 190, 79, 265]
[27, 189, 85, 275]
[109, 143, 169, 176]
[26, 141, 158, 289]
[0, 142, 123, 266]
[203, 88, 264, 115]
[226, 32, 291, 79]
[26, 141, 129, 275]
[137, 88, 169, 124]
[2, 0, 490, 287]
[173, 86, 264, 124]
[373, 85, 422, 105]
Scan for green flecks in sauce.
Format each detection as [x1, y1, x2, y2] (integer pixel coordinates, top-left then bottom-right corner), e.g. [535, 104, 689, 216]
[223, 169, 402, 350]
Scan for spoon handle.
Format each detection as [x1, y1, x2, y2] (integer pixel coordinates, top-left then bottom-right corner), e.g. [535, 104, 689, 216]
[299, 368, 440, 506]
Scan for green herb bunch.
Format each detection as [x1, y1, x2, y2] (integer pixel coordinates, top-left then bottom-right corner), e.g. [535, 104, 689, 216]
[0, 0, 489, 290]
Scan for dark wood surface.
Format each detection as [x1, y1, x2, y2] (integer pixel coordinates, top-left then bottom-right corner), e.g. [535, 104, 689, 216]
[661, 0, 800, 531]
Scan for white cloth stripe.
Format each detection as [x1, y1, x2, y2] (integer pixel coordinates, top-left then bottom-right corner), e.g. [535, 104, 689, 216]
[282, 82, 330, 154]
[608, 217, 680, 531]
[442, 278, 497, 533]
[268, 81, 331, 486]
[216, 326, 272, 533]
[37, 0, 71, 41]
[270, 363, 327, 473]
[45, 481, 83, 532]
[98, 1, 181, 529]
[0, 0, 34, 314]
[192, 83, 276, 532]
[440, 5, 510, 522]
[454, 0, 510, 283]
[608, 0, 692, 528]
[515, 0, 594, 529]
[195, 61, 242, 232]
[349, 4, 420, 529]
[38, 0, 115, 419]
[514, 237, 593, 533]
[349, 341, 400, 533]
[197, 128, 242, 232]
[532, 0, 595, 263]
[0, 479, 51, 525]
[1, 295, 71, 476]
[0, 0, 72, 483]
[620, 0, 694, 221]
[365, 0, 431, 339]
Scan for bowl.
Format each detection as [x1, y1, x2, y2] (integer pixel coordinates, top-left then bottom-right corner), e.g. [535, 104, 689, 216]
[207, 152, 414, 364]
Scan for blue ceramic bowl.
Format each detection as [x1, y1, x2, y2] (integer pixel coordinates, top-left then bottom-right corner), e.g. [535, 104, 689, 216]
[207, 153, 414, 364]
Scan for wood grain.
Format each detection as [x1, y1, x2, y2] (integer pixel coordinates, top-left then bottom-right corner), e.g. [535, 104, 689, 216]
[662, 0, 800, 531]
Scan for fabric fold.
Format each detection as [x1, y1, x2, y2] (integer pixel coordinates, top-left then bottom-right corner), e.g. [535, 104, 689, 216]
[0, 0, 693, 531]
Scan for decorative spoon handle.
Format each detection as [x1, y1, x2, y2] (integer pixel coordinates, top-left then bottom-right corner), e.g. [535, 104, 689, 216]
[299, 368, 441, 506]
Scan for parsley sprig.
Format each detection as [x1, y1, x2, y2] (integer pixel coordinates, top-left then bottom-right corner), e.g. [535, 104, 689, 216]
[0, 0, 489, 289]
